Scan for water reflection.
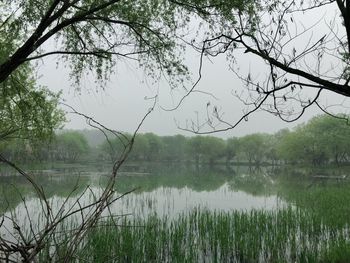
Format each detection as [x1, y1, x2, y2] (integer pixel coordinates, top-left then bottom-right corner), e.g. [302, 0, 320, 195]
[1, 163, 350, 233]
[0, 164, 280, 233]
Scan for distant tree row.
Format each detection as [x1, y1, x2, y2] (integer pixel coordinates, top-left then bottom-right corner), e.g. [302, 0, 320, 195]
[1, 114, 350, 166]
[0, 131, 89, 163]
[98, 131, 278, 165]
[278, 115, 350, 165]
[99, 115, 350, 166]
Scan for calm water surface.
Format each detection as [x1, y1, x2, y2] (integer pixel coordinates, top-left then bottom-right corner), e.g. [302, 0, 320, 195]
[1, 163, 349, 235]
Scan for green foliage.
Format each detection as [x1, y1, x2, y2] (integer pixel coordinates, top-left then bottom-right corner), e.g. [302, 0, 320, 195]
[99, 133, 131, 162]
[143, 133, 163, 161]
[277, 173, 350, 229]
[200, 136, 225, 164]
[0, 6, 64, 144]
[80, 207, 350, 263]
[54, 132, 90, 162]
[99, 133, 163, 162]
[225, 137, 240, 163]
[160, 135, 187, 162]
[99, 134, 227, 164]
[186, 136, 226, 165]
[0, 0, 257, 161]
[0, 65, 65, 142]
[307, 115, 350, 164]
[237, 133, 268, 164]
[186, 136, 204, 165]
[0, 0, 257, 88]
[131, 134, 150, 161]
[4, 114, 350, 165]
[278, 115, 350, 165]
[96, 114, 350, 166]
[277, 129, 307, 164]
[320, 240, 350, 263]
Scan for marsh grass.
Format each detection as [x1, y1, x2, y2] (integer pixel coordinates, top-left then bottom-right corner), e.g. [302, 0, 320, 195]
[77, 206, 350, 263]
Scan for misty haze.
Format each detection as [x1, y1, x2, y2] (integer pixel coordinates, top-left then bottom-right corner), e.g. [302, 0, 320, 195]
[1, 1, 350, 262]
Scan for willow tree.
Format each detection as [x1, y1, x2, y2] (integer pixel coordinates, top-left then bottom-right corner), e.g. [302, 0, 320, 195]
[0, 1, 257, 261]
[0, 0, 259, 140]
[0, 11, 64, 142]
[0, 0, 257, 84]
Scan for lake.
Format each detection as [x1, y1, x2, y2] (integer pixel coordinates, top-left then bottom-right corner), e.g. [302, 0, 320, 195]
[1, 163, 350, 262]
[0, 164, 281, 215]
[1, 163, 349, 227]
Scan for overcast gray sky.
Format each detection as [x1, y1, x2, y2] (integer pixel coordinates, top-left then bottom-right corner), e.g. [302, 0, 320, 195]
[37, 3, 349, 138]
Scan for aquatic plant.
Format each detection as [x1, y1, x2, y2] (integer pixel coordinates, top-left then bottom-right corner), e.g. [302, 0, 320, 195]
[77, 207, 350, 263]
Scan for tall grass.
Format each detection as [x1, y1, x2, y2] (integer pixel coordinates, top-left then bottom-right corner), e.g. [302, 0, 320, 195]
[76, 207, 350, 263]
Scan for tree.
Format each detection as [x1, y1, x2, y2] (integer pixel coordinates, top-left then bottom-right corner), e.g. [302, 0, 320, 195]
[99, 132, 132, 161]
[160, 135, 187, 162]
[278, 114, 350, 165]
[185, 0, 350, 133]
[263, 134, 279, 165]
[186, 136, 205, 166]
[0, 9, 65, 142]
[238, 133, 268, 165]
[131, 134, 150, 161]
[271, 128, 290, 165]
[0, 61, 64, 142]
[186, 136, 225, 165]
[0, 0, 256, 86]
[0, 0, 257, 152]
[225, 137, 240, 164]
[0, 1, 263, 261]
[306, 114, 350, 164]
[277, 126, 311, 164]
[55, 131, 89, 162]
[0, 139, 30, 163]
[200, 136, 226, 165]
[143, 133, 163, 161]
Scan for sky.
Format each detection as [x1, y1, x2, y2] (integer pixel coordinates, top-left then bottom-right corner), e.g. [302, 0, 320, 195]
[36, 2, 349, 138]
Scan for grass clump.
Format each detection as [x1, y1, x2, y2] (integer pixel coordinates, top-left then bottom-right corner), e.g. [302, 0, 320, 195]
[79, 207, 350, 262]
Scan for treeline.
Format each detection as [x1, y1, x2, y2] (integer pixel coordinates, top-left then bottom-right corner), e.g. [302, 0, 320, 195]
[0, 131, 90, 163]
[99, 133, 274, 166]
[1, 114, 350, 166]
[277, 115, 350, 165]
[99, 114, 350, 166]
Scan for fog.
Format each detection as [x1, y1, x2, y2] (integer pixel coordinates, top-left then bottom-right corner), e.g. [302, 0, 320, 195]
[37, 3, 349, 138]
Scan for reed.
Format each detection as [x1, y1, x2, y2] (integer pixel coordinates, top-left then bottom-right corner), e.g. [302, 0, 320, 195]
[74, 206, 350, 263]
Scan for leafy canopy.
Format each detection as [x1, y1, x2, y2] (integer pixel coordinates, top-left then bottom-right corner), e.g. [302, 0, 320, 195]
[0, 67, 65, 141]
[0, 0, 258, 143]
[0, 0, 257, 87]
[0, 4, 65, 142]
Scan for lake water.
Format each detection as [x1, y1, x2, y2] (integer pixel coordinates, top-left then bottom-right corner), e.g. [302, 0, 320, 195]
[1, 163, 350, 238]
